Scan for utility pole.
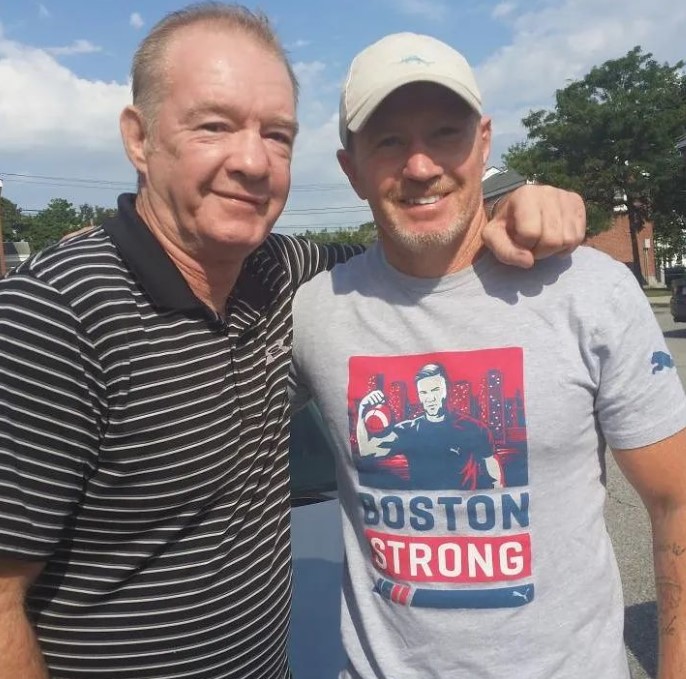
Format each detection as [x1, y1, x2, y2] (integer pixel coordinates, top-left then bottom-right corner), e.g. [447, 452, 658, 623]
[0, 179, 7, 277]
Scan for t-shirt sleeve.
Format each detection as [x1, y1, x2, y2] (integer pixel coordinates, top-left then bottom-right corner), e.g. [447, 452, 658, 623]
[0, 274, 102, 560]
[594, 269, 686, 450]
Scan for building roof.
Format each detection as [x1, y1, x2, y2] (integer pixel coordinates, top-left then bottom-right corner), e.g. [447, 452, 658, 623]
[482, 168, 527, 200]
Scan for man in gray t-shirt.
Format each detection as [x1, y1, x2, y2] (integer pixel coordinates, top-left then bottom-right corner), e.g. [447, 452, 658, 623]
[291, 32, 686, 679]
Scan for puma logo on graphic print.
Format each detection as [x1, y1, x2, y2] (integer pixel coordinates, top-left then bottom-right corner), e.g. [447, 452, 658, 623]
[651, 351, 675, 374]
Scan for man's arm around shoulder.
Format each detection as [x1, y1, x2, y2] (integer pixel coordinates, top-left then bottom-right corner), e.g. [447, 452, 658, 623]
[613, 428, 686, 679]
[0, 557, 49, 678]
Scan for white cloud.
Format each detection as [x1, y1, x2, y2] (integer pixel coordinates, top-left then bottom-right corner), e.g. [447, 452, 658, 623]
[492, 2, 517, 19]
[293, 60, 326, 90]
[390, 0, 449, 21]
[0, 33, 129, 153]
[38, 4, 50, 19]
[45, 39, 102, 56]
[279, 111, 369, 234]
[288, 39, 310, 50]
[130, 12, 144, 30]
[476, 0, 686, 162]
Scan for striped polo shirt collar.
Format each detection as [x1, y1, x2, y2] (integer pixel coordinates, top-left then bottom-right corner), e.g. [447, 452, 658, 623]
[103, 193, 270, 322]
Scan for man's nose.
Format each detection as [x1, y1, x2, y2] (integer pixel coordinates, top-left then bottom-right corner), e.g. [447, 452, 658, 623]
[402, 142, 442, 183]
[224, 129, 269, 180]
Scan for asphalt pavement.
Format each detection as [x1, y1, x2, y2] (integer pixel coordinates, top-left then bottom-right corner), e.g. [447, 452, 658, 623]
[605, 292, 682, 679]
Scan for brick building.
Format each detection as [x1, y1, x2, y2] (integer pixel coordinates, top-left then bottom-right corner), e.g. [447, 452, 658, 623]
[585, 213, 657, 285]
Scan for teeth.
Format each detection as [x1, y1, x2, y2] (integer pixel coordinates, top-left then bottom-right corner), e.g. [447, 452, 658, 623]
[406, 196, 440, 205]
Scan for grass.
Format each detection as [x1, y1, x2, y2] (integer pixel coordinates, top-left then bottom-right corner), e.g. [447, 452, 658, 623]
[644, 287, 670, 297]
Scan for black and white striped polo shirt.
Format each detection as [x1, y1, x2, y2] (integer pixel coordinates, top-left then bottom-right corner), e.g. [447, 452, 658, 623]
[0, 193, 358, 679]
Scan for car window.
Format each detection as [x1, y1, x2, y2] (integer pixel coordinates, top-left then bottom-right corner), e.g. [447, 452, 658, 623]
[289, 402, 338, 502]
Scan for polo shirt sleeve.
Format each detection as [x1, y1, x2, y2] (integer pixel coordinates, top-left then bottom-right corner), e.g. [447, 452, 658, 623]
[0, 274, 103, 560]
[284, 237, 365, 289]
[593, 268, 686, 451]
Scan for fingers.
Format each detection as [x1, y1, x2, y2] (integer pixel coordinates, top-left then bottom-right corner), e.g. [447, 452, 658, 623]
[529, 188, 586, 260]
[481, 221, 535, 269]
[361, 390, 385, 408]
[483, 185, 586, 268]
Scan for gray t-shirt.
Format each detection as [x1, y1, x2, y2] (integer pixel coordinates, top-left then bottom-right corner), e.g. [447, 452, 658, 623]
[291, 244, 686, 679]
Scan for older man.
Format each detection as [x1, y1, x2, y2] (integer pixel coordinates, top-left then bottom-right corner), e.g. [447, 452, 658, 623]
[0, 5, 586, 679]
[291, 32, 686, 678]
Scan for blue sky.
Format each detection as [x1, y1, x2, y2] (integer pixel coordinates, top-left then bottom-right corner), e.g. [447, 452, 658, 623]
[0, 0, 683, 233]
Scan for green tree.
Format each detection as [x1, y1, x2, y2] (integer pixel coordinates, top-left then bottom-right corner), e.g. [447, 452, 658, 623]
[1, 196, 30, 240]
[78, 203, 117, 226]
[299, 221, 378, 246]
[21, 198, 81, 251]
[505, 46, 686, 282]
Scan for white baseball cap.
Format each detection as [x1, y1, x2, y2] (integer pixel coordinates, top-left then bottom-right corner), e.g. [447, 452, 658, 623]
[339, 32, 482, 146]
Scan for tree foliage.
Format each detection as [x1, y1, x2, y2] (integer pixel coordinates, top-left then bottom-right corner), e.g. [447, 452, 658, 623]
[16, 198, 81, 251]
[504, 46, 686, 280]
[298, 221, 378, 246]
[78, 203, 118, 227]
[1, 196, 30, 240]
[4, 197, 117, 252]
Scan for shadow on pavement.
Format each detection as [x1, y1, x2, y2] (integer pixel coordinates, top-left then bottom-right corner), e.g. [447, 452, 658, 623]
[663, 329, 686, 338]
[625, 601, 657, 679]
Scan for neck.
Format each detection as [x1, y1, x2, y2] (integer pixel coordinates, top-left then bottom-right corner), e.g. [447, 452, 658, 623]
[135, 193, 244, 316]
[382, 209, 488, 278]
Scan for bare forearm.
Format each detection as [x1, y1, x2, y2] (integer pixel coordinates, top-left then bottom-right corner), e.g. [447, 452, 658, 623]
[653, 510, 686, 679]
[0, 608, 49, 679]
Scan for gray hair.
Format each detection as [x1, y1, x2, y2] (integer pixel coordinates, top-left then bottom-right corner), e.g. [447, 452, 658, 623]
[131, 2, 299, 131]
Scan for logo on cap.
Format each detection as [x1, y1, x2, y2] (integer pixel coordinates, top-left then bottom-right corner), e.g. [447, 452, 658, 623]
[399, 55, 433, 66]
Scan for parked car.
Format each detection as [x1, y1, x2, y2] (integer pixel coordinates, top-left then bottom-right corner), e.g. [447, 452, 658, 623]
[664, 266, 686, 289]
[289, 402, 345, 679]
[670, 278, 686, 322]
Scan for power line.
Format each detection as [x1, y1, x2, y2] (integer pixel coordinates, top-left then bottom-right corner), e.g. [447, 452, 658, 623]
[0, 171, 352, 193]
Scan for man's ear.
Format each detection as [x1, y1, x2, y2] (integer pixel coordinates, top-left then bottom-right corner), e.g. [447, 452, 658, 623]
[337, 148, 367, 200]
[479, 115, 492, 169]
[120, 105, 150, 176]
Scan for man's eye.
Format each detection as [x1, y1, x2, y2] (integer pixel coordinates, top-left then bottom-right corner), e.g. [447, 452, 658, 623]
[436, 126, 463, 138]
[377, 136, 401, 148]
[200, 122, 228, 133]
[266, 131, 294, 146]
